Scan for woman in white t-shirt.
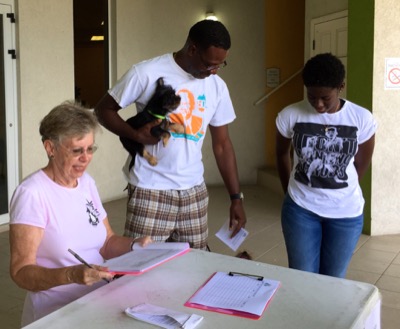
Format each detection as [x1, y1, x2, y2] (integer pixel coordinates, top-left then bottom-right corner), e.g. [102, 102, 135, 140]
[275, 53, 377, 278]
[9, 101, 151, 326]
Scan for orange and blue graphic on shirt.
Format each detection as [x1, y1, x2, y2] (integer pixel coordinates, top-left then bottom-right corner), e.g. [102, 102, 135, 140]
[168, 89, 205, 142]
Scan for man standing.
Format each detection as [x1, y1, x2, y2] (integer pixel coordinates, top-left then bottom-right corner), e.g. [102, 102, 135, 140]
[95, 20, 246, 250]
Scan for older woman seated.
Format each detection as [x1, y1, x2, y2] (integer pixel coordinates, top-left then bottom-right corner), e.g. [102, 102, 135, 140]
[9, 101, 151, 326]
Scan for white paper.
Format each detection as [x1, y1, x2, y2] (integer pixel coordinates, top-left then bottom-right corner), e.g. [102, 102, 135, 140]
[132, 242, 189, 251]
[125, 303, 203, 329]
[385, 58, 400, 90]
[188, 272, 280, 316]
[215, 219, 249, 251]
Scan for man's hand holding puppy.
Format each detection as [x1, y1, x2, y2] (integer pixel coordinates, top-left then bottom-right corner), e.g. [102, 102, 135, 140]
[133, 119, 162, 145]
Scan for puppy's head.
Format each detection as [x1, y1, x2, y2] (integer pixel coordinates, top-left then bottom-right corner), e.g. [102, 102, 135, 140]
[146, 77, 181, 116]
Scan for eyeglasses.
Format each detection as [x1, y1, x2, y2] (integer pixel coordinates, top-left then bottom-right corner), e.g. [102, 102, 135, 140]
[58, 144, 98, 157]
[198, 51, 227, 71]
[204, 60, 227, 71]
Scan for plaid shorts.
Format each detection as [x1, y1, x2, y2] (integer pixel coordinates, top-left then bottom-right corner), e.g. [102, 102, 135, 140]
[124, 182, 209, 250]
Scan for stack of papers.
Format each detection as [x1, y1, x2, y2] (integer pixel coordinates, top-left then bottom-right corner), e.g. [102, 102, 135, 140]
[125, 303, 203, 329]
[103, 242, 190, 275]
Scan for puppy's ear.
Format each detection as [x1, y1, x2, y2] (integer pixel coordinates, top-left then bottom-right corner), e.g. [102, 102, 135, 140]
[157, 77, 165, 87]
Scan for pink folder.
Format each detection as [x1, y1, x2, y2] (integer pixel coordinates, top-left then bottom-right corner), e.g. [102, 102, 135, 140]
[103, 242, 190, 275]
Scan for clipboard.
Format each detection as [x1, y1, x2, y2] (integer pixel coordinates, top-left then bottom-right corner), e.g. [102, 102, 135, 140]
[184, 271, 280, 320]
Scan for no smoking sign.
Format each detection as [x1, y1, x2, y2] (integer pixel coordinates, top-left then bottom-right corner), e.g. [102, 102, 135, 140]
[385, 58, 400, 89]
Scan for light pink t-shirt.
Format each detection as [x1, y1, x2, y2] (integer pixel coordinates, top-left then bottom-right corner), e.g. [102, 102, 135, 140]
[10, 170, 108, 326]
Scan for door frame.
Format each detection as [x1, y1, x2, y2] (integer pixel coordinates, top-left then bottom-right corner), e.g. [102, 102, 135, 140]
[310, 10, 348, 98]
[0, 0, 18, 226]
[310, 10, 348, 57]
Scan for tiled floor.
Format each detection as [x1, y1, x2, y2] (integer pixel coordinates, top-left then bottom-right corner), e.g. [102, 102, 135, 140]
[1, 184, 400, 328]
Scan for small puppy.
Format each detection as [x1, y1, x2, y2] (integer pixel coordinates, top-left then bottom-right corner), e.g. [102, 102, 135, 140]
[120, 77, 183, 169]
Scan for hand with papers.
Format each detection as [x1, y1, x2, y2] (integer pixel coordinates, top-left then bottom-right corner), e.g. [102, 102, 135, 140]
[215, 219, 249, 251]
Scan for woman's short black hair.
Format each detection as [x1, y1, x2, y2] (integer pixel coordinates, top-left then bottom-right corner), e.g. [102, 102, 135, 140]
[302, 53, 345, 88]
[188, 20, 231, 50]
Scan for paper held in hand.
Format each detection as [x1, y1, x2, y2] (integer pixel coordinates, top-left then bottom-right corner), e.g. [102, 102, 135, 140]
[215, 219, 249, 251]
[103, 242, 190, 275]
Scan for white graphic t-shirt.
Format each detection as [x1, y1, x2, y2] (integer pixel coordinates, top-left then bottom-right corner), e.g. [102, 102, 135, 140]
[109, 53, 236, 190]
[276, 99, 377, 218]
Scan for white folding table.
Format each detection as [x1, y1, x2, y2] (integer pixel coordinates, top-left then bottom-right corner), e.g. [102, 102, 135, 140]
[24, 249, 381, 329]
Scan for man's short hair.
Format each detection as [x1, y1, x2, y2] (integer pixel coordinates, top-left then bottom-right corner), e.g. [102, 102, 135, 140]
[188, 20, 231, 50]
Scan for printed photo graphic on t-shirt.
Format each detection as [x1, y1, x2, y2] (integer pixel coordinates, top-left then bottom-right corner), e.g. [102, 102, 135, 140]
[292, 123, 358, 189]
[168, 88, 206, 142]
[86, 200, 100, 226]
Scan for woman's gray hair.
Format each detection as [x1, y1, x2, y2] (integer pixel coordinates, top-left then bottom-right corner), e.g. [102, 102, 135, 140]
[39, 100, 99, 143]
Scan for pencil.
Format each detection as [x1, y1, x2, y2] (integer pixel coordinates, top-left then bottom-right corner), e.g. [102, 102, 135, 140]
[68, 248, 109, 283]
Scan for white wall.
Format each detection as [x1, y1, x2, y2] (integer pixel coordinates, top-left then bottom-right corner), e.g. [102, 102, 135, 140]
[13, 0, 265, 203]
[17, 0, 75, 178]
[371, 0, 400, 234]
[12, 0, 400, 235]
[92, 0, 266, 201]
[305, 0, 400, 235]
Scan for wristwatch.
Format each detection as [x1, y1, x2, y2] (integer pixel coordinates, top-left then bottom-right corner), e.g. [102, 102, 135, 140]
[230, 192, 244, 201]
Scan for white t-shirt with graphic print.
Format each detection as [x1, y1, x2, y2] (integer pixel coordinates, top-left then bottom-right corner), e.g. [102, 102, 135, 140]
[10, 170, 108, 326]
[276, 99, 377, 218]
[109, 53, 236, 190]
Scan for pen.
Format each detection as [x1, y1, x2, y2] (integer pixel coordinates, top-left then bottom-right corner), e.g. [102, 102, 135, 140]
[228, 271, 264, 281]
[68, 248, 109, 283]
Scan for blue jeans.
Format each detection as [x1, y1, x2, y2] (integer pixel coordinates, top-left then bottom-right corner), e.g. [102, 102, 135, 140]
[281, 194, 363, 278]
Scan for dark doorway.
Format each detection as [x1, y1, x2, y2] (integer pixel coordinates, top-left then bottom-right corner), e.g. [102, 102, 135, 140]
[73, 0, 108, 108]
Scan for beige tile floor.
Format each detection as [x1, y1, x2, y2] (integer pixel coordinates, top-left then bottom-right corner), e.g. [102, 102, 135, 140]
[1, 184, 400, 328]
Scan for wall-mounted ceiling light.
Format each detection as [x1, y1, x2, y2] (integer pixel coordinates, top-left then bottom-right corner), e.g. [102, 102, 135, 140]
[205, 12, 218, 21]
[91, 35, 104, 41]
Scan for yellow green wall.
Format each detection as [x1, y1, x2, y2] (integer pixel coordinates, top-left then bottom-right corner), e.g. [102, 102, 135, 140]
[348, 0, 375, 234]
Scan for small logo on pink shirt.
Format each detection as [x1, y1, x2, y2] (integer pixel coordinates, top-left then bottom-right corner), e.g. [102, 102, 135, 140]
[86, 200, 100, 226]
